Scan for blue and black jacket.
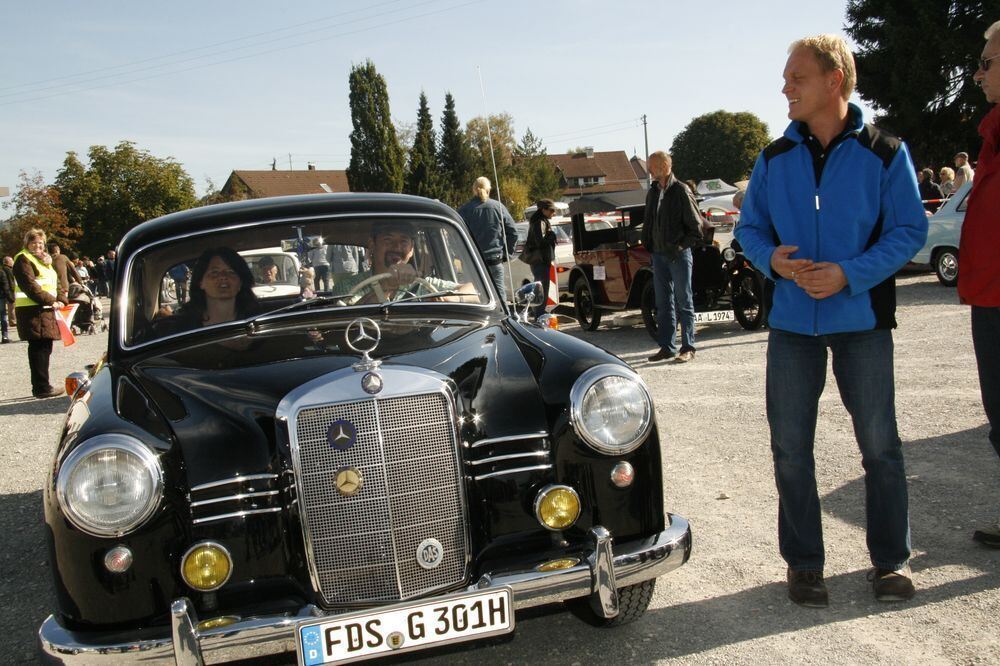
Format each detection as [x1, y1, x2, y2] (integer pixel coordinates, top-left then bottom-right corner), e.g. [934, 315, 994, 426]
[735, 103, 928, 335]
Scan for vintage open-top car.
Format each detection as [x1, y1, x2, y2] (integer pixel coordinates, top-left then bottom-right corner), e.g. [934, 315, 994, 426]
[39, 193, 691, 664]
[566, 191, 767, 336]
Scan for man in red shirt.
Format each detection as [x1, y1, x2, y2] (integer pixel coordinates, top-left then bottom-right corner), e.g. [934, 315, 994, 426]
[958, 18, 1000, 549]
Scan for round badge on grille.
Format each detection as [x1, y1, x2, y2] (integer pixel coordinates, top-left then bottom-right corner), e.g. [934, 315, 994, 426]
[361, 372, 383, 394]
[326, 419, 357, 451]
[416, 538, 444, 570]
[334, 467, 364, 497]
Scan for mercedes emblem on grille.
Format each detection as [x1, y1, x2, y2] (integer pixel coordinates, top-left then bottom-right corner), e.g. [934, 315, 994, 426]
[334, 467, 363, 496]
[416, 538, 444, 570]
[326, 419, 357, 451]
[361, 372, 383, 394]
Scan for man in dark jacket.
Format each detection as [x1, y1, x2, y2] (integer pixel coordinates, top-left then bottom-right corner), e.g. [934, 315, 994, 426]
[917, 168, 944, 213]
[47, 242, 82, 301]
[0, 255, 15, 342]
[457, 177, 518, 302]
[959, 18, 1000, 549]
[641, 151, 703, 363]
[736, 34, 927, 607]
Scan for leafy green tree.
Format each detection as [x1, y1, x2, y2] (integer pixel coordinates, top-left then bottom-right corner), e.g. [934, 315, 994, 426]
[669, 111, 771, 183]
[0, 171, 79, 257]
[404, 92, 444, 200]
[347, 60, 404, 193]
[845, 1, 996, 167]
[437, 92, 474, 208]
[513, 128, 562, 202]
[55, 142, 196, 257]
[466, 113, 517, 181]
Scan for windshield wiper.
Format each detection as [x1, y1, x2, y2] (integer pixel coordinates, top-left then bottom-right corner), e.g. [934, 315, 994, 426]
[377, 289, 474, 311]
[245, 294, 350, 328]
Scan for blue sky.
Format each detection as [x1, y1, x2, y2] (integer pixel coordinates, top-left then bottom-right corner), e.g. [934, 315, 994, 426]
[1, 0, 870, 199]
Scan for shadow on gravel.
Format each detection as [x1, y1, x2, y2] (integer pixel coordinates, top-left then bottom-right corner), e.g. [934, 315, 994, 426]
[822, 424, 999, 571]
[0, 396, 70, 417]
[0, 489, 54, 664]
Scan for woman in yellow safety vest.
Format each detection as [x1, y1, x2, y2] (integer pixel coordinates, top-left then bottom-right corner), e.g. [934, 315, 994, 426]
[12, 228, 65, 399]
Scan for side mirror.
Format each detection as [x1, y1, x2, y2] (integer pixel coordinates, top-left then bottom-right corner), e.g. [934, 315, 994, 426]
[514, 281, 542, 306]
[513, 281, 543, 322]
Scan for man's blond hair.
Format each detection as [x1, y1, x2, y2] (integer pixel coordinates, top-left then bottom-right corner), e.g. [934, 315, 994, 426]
[985, 20, 1000, 40]
[789, 34, 856, 101]
[472, 176, 491, 202]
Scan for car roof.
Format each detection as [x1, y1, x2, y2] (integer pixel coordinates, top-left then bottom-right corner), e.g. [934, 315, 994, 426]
[117, 193, 463, 260]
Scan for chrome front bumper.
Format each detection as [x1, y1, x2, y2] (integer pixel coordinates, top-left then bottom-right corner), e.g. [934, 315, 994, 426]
[39, 516, 691, 664]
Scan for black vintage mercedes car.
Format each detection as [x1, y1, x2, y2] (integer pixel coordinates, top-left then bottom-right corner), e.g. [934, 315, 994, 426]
[38, 193, 691, 665]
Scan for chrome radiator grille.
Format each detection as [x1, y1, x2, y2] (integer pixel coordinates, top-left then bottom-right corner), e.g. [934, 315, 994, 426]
[293, 391, 468, 607]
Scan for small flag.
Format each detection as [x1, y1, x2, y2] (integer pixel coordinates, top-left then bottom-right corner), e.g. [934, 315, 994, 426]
[546, 263, 558, 311]
[55, 303, 79, 347]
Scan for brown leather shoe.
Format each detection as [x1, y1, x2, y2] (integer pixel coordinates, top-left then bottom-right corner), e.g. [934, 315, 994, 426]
[33, 386, 65, 399]
[870, 565, 915, 601]
[674, 349, 696, 363]
[647, 349, 675, 362]
[787, 568, 828, 608]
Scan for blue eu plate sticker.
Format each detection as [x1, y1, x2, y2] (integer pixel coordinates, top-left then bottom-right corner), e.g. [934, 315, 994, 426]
[301, 625, 324, 665]
[327, 419, 357, 451]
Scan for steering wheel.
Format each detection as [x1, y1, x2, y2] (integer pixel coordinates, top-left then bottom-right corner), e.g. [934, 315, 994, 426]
[347, 272, 437, 301]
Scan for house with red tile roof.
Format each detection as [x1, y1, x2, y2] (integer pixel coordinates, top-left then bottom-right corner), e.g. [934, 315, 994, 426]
[221, 167, 350, 199]
[545, 148, 644, 200]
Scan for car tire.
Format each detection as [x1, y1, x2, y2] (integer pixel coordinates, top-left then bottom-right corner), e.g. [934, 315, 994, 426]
[574, 280, 602, 330]
[640, 280, 658, 342]
[933, 247, 959, 287]
[566, 579, 656, 627]
[733, 268, 766, 330]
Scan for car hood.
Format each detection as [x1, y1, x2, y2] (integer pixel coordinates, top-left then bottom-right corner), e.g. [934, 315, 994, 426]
[127, 316, 552, 487]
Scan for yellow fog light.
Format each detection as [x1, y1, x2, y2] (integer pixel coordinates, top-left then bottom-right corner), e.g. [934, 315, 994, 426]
[181, 542, 233, 592]
[534, 485, 581, 531]
[535, 557, 580, 572]
[197, 615, 240, 631]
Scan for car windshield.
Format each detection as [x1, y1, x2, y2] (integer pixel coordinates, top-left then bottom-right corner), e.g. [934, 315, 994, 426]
[123, 216, 489, 346]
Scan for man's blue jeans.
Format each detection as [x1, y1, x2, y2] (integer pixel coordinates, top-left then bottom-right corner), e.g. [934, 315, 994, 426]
[767, 328, 911, 572]
[651, 249, 695, 354]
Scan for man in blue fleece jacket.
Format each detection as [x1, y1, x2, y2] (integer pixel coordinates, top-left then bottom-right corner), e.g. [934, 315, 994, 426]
[735, 34, 927, 608]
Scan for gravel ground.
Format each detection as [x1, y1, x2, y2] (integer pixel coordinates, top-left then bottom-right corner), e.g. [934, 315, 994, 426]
[2, 273, 997, 664]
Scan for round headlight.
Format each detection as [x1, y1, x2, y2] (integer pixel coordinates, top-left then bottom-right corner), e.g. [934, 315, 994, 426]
[534, 485, 581, 531]
[182, 542, 233, 592]
[570, 365, 653, 455]
[56, 434, 163, 537]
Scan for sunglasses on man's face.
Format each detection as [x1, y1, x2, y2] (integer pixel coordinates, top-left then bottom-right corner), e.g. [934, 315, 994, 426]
[980, 54, 1000, 71]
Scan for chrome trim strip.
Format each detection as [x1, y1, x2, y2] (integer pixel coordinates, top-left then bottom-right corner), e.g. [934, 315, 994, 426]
[470, 432, 548, 449]
[190, 474, 278, 493]
[190, 490, 280, 508]
[191, 507, 283, 525]
[473, 464, 552, 481]
[38, 517, 692, 664]
[118, 210, 499, 352]
[469, 452, 549, 466]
